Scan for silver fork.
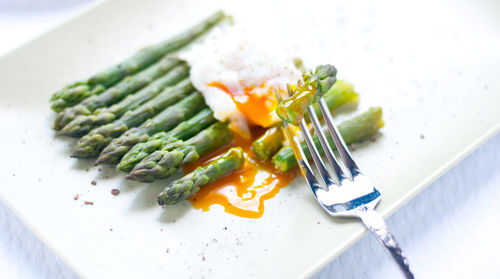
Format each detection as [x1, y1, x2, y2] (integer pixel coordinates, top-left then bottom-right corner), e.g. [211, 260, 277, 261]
[276, 89, 414, 278]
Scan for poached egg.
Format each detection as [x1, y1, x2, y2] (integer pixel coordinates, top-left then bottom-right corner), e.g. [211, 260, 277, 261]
[179, 26, 301, 139]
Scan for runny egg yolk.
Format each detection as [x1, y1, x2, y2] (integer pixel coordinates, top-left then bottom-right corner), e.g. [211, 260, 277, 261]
[186, 127, 299, 218]
[207, 81, 278, 128]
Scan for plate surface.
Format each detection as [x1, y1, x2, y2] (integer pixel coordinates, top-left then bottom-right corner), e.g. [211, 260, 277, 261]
[0, 0, 499, 277]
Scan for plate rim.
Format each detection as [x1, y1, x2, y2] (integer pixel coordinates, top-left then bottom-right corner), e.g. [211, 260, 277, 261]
[0, 0, 499, 277]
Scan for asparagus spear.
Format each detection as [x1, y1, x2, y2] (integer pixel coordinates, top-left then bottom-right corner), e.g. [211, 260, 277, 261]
[276, 65, 337, 125]
[310, 79, 359, 117]
[50, 82, 106, 112]
[117, 108, 216, 172]
[94, 91, 207, 164]
[49, 10, 227, 111]
[272, 107, 384, 172]
[53, 57, 182, 130]
[71, 78, 195, 158]
[58, 63, 190, 137]
[251, 125, 283, 161]
[127, 122, 233, 182]
[158, 147, 244, 206]
[252, 80, 359, 161]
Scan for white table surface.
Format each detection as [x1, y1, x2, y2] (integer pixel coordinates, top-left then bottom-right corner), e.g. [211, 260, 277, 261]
[1, 1, 499, 278]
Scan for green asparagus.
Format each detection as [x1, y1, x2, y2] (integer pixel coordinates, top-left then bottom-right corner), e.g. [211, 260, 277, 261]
[310, 79, 359, 118]
[94, 91, 207, 164]
[276, 65, 337, 125]
[251, 125, 283, 161]
[127, 122, 233, 182]
[272, 107, 384, 172]
[53, 57, 182, 130]
[71, 78, 195, 158]
[252, 80, 359, 161]
[58, 63, 190, 137]
[117, 108, 216, 173]
[158, 147, 244, 206]
[49, 10, 227, 111]
[50, 82, 105, 112]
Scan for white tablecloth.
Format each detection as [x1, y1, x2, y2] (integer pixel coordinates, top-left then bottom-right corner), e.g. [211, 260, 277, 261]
[1, 1, 499, 278]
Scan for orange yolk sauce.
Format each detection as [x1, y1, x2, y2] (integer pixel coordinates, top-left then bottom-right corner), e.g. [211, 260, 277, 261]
[185, 81, 299, 218]
[185, 127, 299, 218]
[207, 81, 278, 128]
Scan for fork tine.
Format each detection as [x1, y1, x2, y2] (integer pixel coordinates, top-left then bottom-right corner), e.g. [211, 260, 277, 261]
[318, 98, 360, 178]
[306, 105, 345, 185]
[283, 83, 333, 186]
[282, 121, 324, 195]
[298, 118, 332, 186]
[275, 88, 323, 194]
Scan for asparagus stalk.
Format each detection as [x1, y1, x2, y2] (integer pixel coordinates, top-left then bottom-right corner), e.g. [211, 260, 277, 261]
[126, 122, 233, 182]
[252, 80, 359, 161]
[58, 63, 190, 137]
[276, 65, 337, 125]
[158, 147, 244, 206]
[117, 108, 216, 172]
[50, 82, 106, 112]
[95, 91, 207, 164]
[50, 10, 227, 111]
[53, 57, 182, 130]
[71, 78, 195, 158]
[251, 125, 283, 161]
[310, 79, 359, 117]
[272, 107, 384, 172]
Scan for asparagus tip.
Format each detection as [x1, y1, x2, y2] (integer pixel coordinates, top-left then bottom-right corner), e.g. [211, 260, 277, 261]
[157, 194, 166, 206]
[70, 150, 85, 158]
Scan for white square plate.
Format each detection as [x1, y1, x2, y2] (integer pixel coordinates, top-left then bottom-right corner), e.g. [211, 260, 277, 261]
[0, 0, 499, 277]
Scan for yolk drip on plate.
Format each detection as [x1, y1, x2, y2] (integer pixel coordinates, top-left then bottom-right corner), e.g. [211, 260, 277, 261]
[207, 81, 278, 128]
[185, 127, 299, 218]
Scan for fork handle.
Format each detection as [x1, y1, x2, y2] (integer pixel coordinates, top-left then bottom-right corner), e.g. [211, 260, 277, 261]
[358, 209, 415, 279]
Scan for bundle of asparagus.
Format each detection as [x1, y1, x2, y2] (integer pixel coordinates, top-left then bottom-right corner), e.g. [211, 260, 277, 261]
[71, 78, 195, 158]
[50, 11, 385, 210]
